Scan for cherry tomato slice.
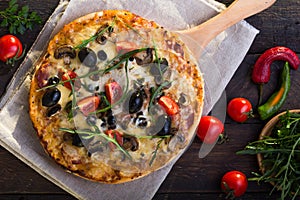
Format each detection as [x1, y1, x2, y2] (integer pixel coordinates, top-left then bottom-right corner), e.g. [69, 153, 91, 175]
[197, 116, 224, 144]
[221, 170, 248, 198]
[77, 96, 100, 116]
[158, 96, 179, 116]
[105, 81, 123, 104]
[0, 34, 23, 63]
[62, 70, 81, 90]
[227, 97, 253, 123]
[105, 130, 123, 150]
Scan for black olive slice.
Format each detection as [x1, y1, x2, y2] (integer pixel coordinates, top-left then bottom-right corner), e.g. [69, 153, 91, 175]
[97, 50, 108, 61]
[128, 89, 145, 114]
[72, 134, 84, 147]
[47, 76, 60, 86]
[47, 104, 62, 117]
[157, 115, 171, 136]
[42, 88, 61, 107]
[78, 47, 97, 67]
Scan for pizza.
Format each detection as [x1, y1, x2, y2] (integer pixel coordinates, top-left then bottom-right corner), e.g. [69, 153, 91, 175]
[29, 10, 204, 183]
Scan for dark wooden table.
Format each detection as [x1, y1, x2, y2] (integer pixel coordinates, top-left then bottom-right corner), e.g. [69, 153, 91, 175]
[0, 0, 299, 199]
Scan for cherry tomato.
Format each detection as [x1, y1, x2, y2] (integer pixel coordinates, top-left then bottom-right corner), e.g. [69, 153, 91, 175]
[105, 130, 123, 150]
[105, 81, 123, 104]
[221, 170, 248, 198]
[62, 70, 81, 90]
[77, 96, 100, 116]
[197, 116, 224, 144]
[0, 34, 23, 64]
[158, 96, 179, 116]
[227, 98, 253, 123]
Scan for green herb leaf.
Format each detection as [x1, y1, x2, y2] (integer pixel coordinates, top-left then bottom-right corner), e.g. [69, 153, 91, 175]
[59, 127, 131, 159]
[103, 48, 148, 74]
[74, 18, 116, 50]
[149, 81, 171, 108]
[0, 0, 42, 35]
[149, 138, 164, 166]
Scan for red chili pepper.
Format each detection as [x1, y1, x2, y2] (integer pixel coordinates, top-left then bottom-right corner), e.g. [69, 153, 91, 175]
[252, 46, 299, 84]
[251, 46, 299, 105]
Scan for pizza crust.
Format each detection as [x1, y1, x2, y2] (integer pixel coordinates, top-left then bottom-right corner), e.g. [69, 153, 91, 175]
[29, 10, 204, 183]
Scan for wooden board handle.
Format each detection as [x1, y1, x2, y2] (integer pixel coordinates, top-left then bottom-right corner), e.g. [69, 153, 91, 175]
[179, 0, 276, 50]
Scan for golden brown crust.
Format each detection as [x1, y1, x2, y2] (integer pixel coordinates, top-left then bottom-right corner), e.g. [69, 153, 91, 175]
[29, 10, 204, 183]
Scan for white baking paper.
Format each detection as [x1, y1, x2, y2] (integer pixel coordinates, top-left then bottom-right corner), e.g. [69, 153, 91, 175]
[0, 0, 259, 199]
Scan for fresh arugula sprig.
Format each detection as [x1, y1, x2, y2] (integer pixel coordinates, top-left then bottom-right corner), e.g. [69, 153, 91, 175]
[148, 40, 172, 109]
[71, 48, 149, 81]
[36, 47, 148, 91]
[74, 18, 116, 50]
[149, 138, 164, 166]
[149, 81, 171, 108]
[152, 40, 163, 77]
[59, 127, 132, 159]
[60, 126, 171, 164]
[131, 133, 171, 166]
[93, 58, 131, 114]
[103, 48, 148, 74]
[0, 0, 42, 34]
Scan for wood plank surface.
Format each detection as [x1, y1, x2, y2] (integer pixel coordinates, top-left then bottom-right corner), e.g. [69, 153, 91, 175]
[0, 0, 299, 199]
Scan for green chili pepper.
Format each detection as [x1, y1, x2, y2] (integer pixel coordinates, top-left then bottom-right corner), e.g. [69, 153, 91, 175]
[258, 62, 290, 120]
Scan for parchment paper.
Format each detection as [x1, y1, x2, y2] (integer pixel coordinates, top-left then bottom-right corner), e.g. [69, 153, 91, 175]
[0, 0, 259, 199]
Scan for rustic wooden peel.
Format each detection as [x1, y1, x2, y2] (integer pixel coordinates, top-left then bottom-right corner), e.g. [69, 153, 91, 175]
[180, 0, 277, 158]
[178, 0, 277, 58]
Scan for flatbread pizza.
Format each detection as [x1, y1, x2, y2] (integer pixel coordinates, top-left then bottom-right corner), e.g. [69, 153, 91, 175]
[29, 10, 204, 183]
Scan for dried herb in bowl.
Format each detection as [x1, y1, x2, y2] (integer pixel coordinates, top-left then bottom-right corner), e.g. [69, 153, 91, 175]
[237, 110, 300, 199]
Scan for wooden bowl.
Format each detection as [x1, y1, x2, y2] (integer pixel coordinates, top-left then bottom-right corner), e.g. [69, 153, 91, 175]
[257, 109, 300, 185]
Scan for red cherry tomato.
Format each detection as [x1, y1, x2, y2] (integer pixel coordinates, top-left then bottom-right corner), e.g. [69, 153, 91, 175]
[0, 34, 23, 64]
[227, 98, 253, 123]
[197, 116, 224, 144]
[62, 70, 81, 90]
[105, 130, 123, 150]
[158, 96, 179, 116]
[221, 170, 248, 198]
[105, 81, 123, 104]
[77, 96, 100, 116]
